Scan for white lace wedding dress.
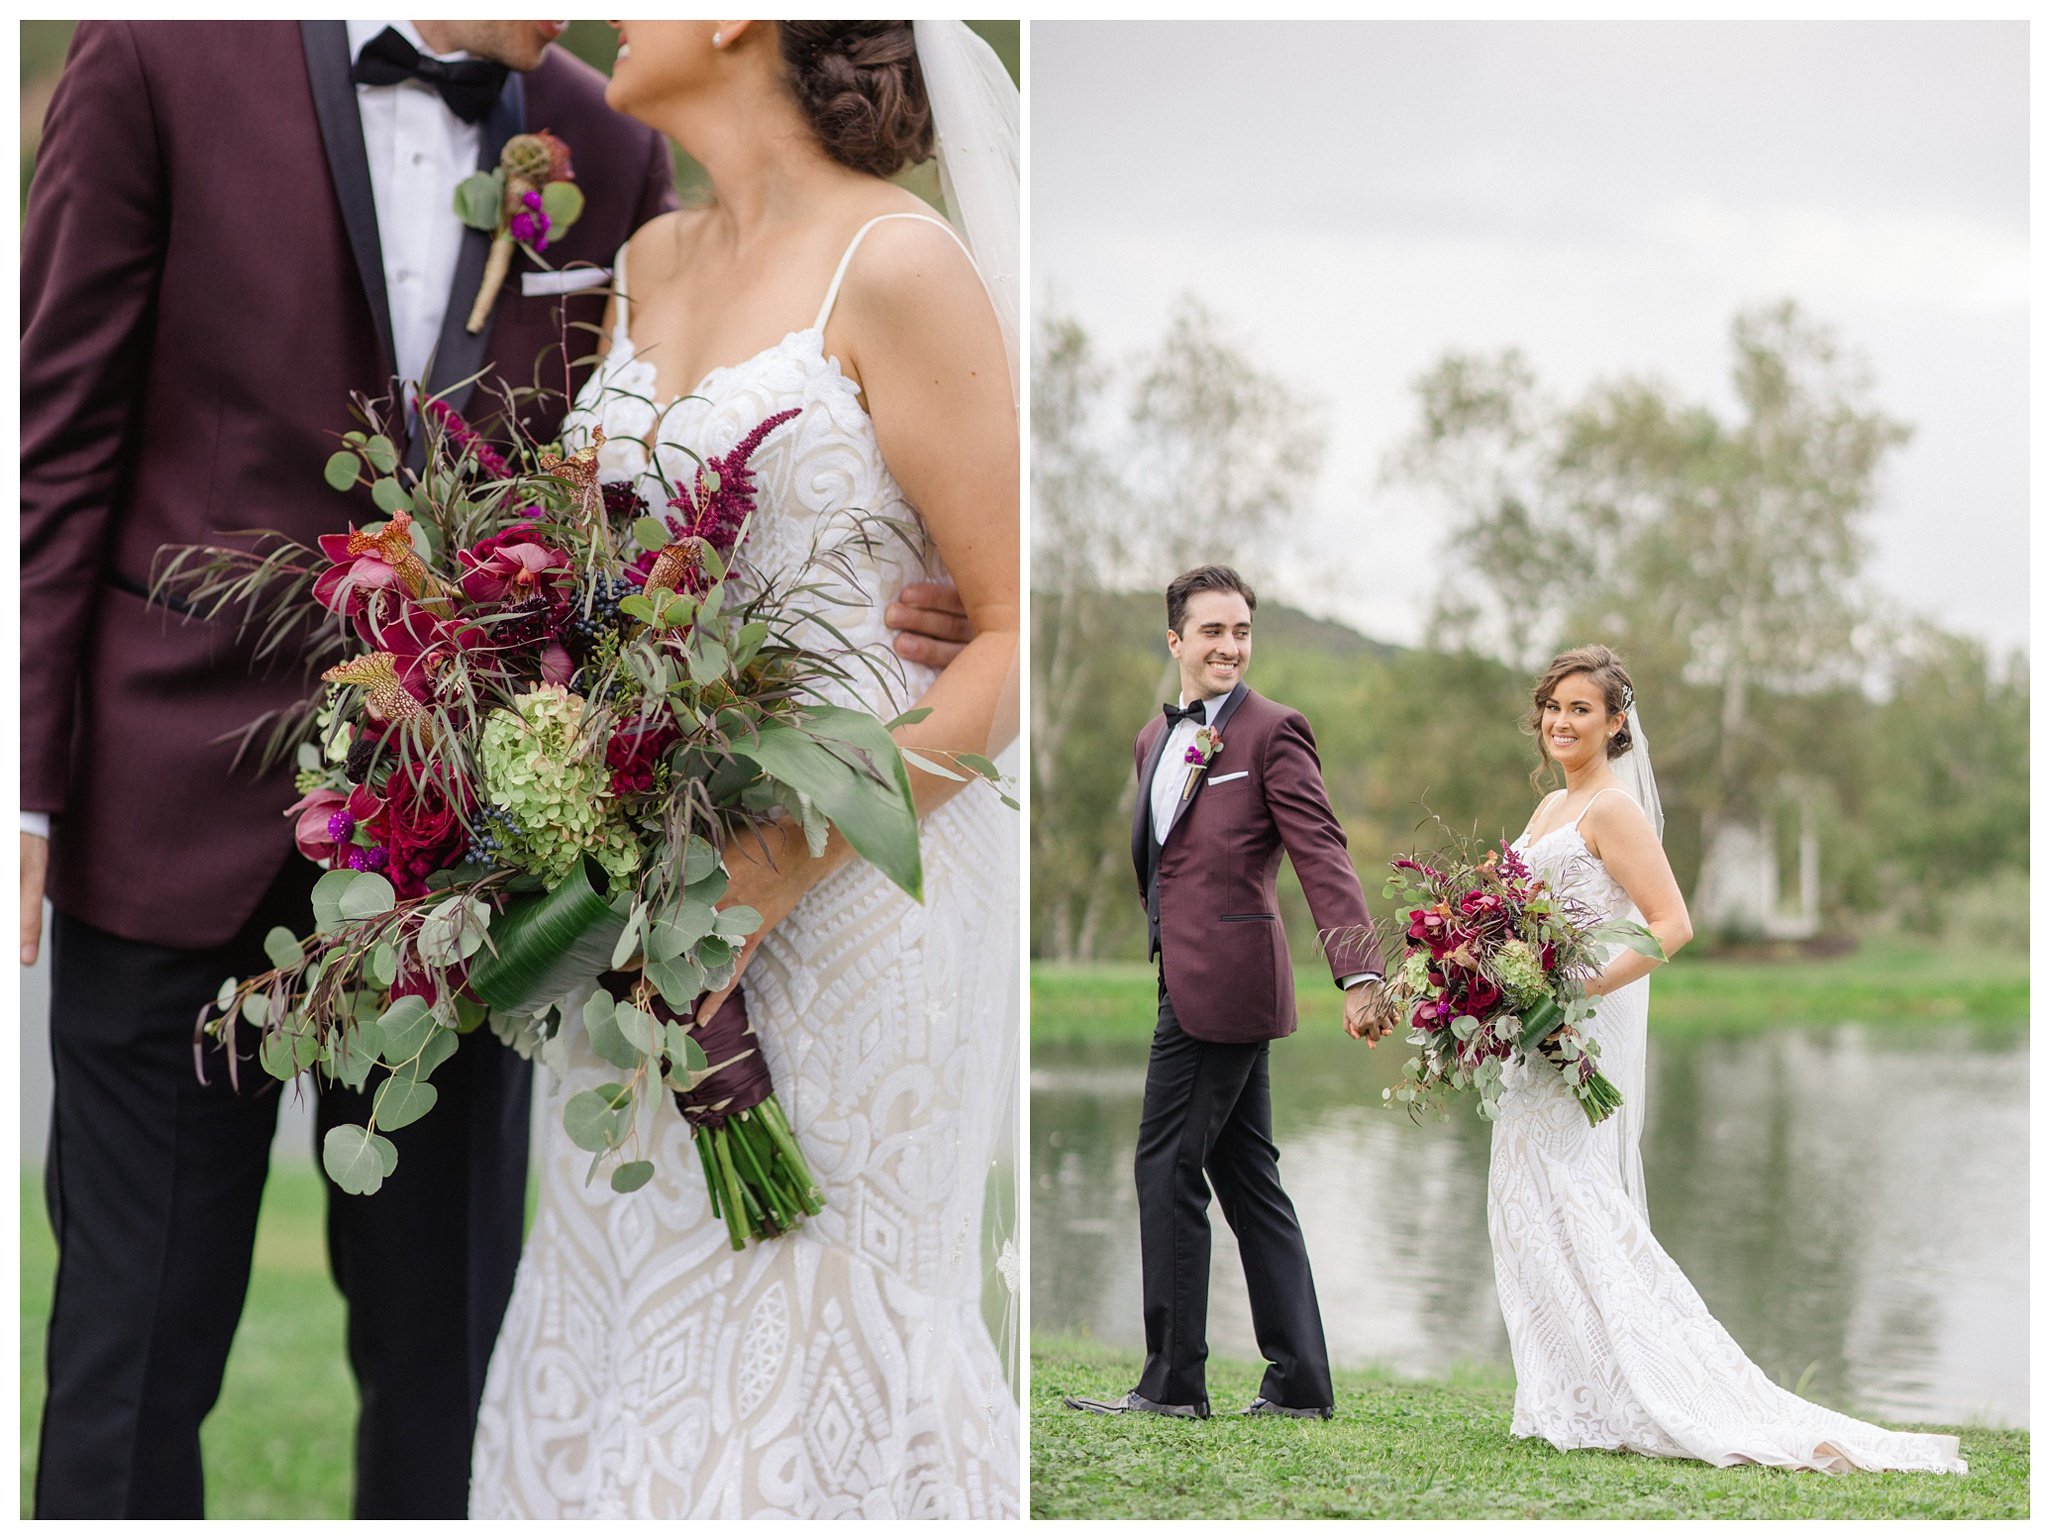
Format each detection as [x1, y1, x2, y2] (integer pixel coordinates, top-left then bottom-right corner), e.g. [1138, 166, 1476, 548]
[1487, 786, 1965, 1474]
[470, 216, 1020, 1518]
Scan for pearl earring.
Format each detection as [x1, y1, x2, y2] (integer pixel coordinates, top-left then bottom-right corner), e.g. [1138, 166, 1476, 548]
[712, 31, 724, 47]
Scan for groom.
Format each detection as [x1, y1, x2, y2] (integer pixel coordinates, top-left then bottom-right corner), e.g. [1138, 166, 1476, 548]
[1067, 565, 1394, 1421]
[20, 21, 971, 1518]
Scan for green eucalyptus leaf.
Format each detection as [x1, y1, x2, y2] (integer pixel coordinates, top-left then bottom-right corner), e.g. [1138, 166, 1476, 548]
[377, 995, 436, 1063]
[582, 990, 641, 1071]
[370, 478, 409, 516]
[540, 178, 585, 230]
[645, 953, 706, 1011]
[373, 1075, 438, 1131]
[610, 1159, 655, 1194]
[664, 1021, 708, 1073]
[365, 942, 399, 990]
[323, 451, 362, 491]
[310, 870, 359, 932]
[682, 839, 720, 885]
[322, 1125, 395, 1195]
[563, 1084, 630, 1153]
[362, 434, 399, 475]
[453, 171, 503, 230]
[395, 1026, 458, 1082]
[339, 871, 397, 922]
[712, 904, 761, 939]
[259, 1029, 304, 1082]
[649, 899, 716, 962]
[632, 515, 672, 550]
[614, 1003, 661, 1056]
[262, 926, 305, 972]
[609, 902, 645, 970]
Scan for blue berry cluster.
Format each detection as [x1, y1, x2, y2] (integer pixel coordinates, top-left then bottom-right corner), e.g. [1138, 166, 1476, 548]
[564, 575, 641, 644]
[462, 805, 527, 869]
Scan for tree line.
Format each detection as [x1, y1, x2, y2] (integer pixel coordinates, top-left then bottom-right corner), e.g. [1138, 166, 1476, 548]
[1032, 300, 2027, 963]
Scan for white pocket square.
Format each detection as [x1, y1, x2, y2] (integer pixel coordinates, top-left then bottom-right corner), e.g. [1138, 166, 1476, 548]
[520, 267, 612, 298]
[1207, 770, 1249, 784]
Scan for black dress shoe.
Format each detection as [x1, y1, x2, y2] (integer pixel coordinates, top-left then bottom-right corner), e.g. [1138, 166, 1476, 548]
[1226, 1396, 1333, 1419]
[1062, 1389, 1209, 1419]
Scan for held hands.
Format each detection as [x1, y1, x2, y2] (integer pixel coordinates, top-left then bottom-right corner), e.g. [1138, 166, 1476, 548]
[21, 833, 48, 967]
[1343, 978, 1400, 1045]
[887, 581, 974, 668]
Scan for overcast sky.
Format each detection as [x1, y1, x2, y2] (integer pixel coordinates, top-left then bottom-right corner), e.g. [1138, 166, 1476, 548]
[1032, 21, 2028, 655]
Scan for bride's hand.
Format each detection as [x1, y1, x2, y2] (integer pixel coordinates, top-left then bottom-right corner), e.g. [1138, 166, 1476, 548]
[692, 822, 841, 1025]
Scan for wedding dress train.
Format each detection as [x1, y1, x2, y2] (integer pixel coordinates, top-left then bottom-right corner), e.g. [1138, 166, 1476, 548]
[1486, 788, 1964, 1474]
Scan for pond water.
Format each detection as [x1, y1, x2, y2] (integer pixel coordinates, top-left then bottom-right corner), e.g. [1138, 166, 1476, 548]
[1032, 1020, 2027, 1428]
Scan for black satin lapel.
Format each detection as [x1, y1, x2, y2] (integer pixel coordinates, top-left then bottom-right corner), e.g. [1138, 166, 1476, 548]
[1133, 722, 1173, 887]
[301, 21, 395, 384]
[420, 72, 524, 424]
[1163, 683, 1248, 850]
[1210, 681, 1251, 736]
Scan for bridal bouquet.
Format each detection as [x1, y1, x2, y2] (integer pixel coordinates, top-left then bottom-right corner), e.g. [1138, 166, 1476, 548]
[1376, 833, 1661, 1126]
[159, 388, 982, 1249]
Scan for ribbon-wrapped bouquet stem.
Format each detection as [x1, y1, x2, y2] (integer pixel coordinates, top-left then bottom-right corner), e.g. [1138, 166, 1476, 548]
[158, 383, 989, 1248]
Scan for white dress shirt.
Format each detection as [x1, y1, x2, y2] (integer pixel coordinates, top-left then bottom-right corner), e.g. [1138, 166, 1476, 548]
[24, 26, 482, 842]
[1147, 690, 1377, 988]
[1148, 691, 1225, 846]
[345, 19, 482, 391]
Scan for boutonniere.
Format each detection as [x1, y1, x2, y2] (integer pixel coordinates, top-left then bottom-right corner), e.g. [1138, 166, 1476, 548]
[454, 130, 586, 334]
[1181, 726, 1224, 802]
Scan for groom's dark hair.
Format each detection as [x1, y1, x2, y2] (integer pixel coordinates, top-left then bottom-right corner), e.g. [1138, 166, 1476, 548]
[1166, 565, 1257, 636]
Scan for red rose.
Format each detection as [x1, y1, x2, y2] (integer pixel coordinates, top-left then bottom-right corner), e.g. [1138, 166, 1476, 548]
[604, 716, 681, 797]
[369, 763, 471, 900]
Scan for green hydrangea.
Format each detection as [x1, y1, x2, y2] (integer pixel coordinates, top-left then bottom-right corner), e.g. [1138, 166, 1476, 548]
[1398, 949, 1433, 998]
[1493, 938, 1548, 1006]
[477, 686, 642, 890]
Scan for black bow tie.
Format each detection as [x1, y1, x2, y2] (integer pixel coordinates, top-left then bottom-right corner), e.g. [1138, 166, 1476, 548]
[1162, 701, 1207, 726]
[351, 27, 510, 125]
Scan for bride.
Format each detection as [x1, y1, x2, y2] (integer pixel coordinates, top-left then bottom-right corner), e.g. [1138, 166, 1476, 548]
[1487, 644, 1965, 1475]
[470, 21, 1020, 1518]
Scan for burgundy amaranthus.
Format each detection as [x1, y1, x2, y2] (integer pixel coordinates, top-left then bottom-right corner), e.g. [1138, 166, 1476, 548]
[668, 408, 801, 552]
[627, 408, 801, 591]
[423, 399, 512, 482]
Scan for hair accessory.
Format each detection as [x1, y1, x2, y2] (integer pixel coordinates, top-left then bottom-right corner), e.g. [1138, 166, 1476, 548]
[1620, 683, 1635, 711]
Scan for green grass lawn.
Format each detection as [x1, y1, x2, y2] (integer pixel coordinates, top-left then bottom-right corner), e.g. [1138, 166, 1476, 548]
[19, 1166, 353, 1519]
[1031, 1339, 2027, 1520]
[1030, 945, 2028, 1049]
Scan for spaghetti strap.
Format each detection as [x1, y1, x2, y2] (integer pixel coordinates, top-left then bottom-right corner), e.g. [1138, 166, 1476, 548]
[610, 242, 631, 341]
[811, 211, 969, 332]
[1572, 784, 1633, 828]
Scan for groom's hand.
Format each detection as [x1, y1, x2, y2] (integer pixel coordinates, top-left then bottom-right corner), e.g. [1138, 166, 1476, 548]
[21, 832, 48, 967]
[1344, 979, 1397, 1044]
[887, 581, 974, 668]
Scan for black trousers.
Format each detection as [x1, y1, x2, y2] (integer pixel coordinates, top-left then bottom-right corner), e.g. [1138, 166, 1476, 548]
[1133, 974, 1331, 1411]
[34, 859, 532, 1518]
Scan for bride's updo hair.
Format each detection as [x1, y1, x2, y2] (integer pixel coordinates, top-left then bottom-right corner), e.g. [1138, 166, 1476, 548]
[1527, 644, 1635, 782]
[777, 23, 934, 179]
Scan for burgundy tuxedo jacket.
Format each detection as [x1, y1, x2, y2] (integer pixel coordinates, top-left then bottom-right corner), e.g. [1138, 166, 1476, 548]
[1133, 684, 1383, 1044]
[21, 21, 674, 948]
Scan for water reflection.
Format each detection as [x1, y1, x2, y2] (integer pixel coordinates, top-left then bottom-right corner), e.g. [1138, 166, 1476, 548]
[1032, 1022, 2027, 1427]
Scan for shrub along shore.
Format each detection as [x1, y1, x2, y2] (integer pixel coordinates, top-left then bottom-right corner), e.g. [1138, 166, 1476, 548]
[1030, 945, 2027, 1049]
